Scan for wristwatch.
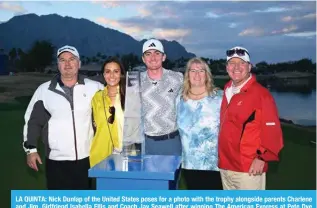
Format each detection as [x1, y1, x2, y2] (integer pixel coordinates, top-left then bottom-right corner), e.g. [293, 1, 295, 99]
[23, 142, 37, 155]
[26, 148, 37, 155]
[256, 149, 265, 161]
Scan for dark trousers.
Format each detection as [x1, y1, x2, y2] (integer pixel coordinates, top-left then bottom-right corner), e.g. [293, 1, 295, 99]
[182, 168, 223, 190]
[45, 157, 91, 190]
[145, 131, 182, 156]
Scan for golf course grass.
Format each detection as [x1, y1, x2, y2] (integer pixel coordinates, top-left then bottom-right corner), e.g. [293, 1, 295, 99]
[0, 82, 316, 208]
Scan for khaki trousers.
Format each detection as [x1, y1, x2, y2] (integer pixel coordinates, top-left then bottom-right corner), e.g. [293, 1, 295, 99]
[220, 169, 266, 190]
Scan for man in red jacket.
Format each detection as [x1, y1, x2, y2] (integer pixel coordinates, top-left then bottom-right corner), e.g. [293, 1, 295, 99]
[218, 46, 284, 190]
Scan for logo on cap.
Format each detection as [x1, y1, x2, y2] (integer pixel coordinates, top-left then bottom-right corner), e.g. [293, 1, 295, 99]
[142, 39, 164, 54]
[57, 45, 80, 59]
[149, 43, 156, 47]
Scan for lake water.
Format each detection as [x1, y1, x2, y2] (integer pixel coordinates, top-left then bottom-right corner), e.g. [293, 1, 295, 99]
[271, 90, 316, 126]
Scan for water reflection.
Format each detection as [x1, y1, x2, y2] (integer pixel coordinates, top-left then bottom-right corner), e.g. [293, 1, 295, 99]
[271, 90, 316, 126]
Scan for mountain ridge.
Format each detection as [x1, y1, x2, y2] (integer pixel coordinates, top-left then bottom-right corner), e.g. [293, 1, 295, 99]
[0, 13, 195, 60]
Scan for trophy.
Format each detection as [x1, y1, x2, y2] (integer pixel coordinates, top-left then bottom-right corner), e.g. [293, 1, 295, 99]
[121, 71, 145, 159]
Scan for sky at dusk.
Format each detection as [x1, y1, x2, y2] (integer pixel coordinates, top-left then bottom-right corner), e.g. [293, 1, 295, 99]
[0, 0, 316, 64]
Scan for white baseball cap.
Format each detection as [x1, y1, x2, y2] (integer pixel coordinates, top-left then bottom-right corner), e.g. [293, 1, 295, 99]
[226, 46, 250, 63]
[142, 39, 164, 54]
[57, 45, 80, 59]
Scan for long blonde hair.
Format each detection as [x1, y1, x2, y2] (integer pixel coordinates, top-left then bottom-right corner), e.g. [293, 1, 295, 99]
[182, 57, 217, 99]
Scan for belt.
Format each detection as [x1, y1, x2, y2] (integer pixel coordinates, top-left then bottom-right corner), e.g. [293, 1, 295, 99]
[145, 130, 179, 141]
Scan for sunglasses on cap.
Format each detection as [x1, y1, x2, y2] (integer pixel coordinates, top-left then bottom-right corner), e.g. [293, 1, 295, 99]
[107, 106, 115, 124]
[226, 48, 250, 58]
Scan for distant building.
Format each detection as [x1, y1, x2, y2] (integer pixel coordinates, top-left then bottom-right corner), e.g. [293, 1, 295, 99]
[132, 65, 146, 72]
[174, 67, 185, 74]
[44, 64, 57, 74]
[44, 63, 103, 76]
[80, 63, 102, 76]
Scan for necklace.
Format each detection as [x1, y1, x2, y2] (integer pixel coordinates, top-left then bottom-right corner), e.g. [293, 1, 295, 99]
[189, 90, 206, 96]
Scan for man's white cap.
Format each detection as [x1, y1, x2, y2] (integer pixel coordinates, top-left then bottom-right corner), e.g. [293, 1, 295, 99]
[57, 45, 80, 59]
[226, 46, 250, 63]
[142, 39, 164, 54]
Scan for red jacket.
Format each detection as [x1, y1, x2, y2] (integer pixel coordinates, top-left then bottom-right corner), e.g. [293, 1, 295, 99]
[218, 75, 284, 172]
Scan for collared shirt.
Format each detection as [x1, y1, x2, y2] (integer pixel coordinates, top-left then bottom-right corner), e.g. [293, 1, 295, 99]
[57, 74, 85, 105]
[57, 76, 74, 104]
[225, 74, 252, 103]
[140, 68, 183, 136]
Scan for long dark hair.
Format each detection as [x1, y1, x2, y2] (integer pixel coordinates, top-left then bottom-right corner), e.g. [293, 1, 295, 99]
[101, 57, 126, 110]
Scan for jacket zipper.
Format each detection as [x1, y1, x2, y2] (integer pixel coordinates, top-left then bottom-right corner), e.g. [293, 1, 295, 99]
[219, 91, 239, 131]
[220, 91, 246, 140]
[220, 98, 232, 131]
[71, 108, 78, 160]
[220, 107, 228, 131]
[71, 88, 78, 161]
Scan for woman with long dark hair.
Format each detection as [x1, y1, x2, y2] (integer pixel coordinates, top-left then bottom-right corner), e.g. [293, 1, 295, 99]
[90, 57, 126, 167]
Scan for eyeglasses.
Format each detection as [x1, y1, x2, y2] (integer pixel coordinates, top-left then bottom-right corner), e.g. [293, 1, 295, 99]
[108, 106, 115, 124]
[226, 49, 250, 58]
[189, 69, 205, 74]
[108, 106, 116, 124]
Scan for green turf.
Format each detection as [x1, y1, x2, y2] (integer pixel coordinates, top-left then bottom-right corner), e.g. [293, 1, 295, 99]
[266, 125, 316, 190]
[0, 96, 316, 207]
[0, 109, 47, 207]
[214, 78, 229, 89]
[0, 86, 7, 93]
